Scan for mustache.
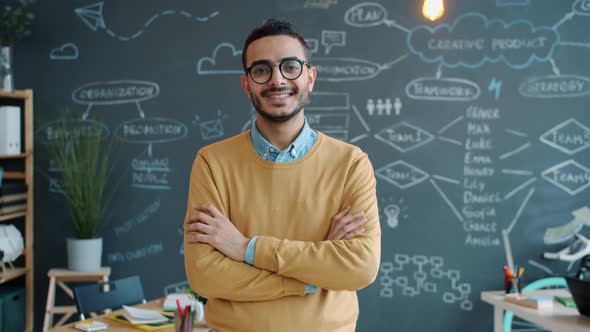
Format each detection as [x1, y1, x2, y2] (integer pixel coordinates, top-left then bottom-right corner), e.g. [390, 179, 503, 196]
[261, 87, 297, 97]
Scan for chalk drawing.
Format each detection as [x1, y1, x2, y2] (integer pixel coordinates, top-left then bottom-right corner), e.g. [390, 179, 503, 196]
[322, 30, 346, 55]
[543, 206, 590, 245]
[49, 43, 79, 60]
[375, 160, 429, 189]
[488, 77, 502, 100]
[407, 12, 559, 69]
[75, 2, 219, 41]
[430, 179, 463, 222]
[196, 43, 243, 75]
[540, 118, 590, 155]
[506, 188, 535, 233]
[304, 0, 338, 9]
[504, 177, 536, 199]
[542, 160, 590, 195]
[114, 117, 188, 144]
[499, 142, 531, 160]
[553, 11, 576, 29]
[71, 80, 159, 119]
[406, 77, 480, 101]
[379, 254, 473, 311]
[518, 74, 590, 98]
[344, 2, 409, 33]
[308, 92, 350, 111]
[502, 169, 533, 176]
[374, 122, 434, 152]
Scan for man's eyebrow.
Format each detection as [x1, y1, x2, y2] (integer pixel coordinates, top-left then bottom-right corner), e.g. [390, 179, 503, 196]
[249, 57, 303, 67]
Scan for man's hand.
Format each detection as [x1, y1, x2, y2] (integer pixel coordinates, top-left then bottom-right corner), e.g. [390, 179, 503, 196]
[326, 205, 368, 240]
[185, 204, 250, 261]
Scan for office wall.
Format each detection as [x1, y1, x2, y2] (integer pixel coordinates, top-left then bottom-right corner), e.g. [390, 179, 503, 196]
[14, 0, 590, 330]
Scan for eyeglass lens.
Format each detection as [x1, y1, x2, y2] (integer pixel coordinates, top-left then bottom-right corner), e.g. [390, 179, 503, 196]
[249, 59, 304, 84]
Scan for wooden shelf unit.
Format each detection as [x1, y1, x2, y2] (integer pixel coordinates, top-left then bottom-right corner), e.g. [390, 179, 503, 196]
[0, 89, 34, 332]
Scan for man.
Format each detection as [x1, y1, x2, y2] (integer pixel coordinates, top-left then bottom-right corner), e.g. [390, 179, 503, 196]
[184, 18, 381, 332]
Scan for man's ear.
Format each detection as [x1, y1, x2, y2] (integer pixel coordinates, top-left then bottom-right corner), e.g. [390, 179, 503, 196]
[307, 66, 317, 93]
[240, 75, 251, 98]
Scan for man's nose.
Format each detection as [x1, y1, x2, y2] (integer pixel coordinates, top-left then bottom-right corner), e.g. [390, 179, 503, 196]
[268, 65, 287, 86]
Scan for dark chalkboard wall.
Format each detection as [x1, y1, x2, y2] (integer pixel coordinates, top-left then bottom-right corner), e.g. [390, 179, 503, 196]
[14, 0, 590, 330]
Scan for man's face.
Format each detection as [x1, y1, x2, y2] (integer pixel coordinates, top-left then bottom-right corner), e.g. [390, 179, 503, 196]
[240, 35, 317, 123]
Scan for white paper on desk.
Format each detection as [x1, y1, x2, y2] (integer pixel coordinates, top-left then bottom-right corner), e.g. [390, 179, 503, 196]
[162, 293, 191, 311]
[121, 305, 168, 324]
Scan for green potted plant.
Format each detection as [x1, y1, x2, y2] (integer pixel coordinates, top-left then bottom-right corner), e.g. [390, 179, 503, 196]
[0, 0, 35, 91]
[47, 116, 116, 271]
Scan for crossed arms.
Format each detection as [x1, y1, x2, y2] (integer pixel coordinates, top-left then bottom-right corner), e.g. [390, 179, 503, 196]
[183, 152, 381, 302]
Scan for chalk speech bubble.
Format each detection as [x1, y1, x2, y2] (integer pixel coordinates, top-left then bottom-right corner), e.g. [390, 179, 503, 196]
[321, 30, 346, 55]
[344, 2, 388, 27]
[72, 80, 159, 105]
[115, 117, 188, 144]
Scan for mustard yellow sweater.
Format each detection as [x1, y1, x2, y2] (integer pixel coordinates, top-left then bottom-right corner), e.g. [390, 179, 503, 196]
[184, 130, 381, 332]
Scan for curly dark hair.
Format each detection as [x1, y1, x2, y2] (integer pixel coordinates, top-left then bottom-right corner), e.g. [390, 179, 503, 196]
[241, 18, 310, 71]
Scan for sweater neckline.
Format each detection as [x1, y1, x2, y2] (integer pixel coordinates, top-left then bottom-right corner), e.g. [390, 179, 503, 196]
[245, 129, 324, 168]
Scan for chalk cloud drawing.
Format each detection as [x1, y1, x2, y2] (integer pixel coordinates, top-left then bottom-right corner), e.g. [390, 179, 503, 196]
[75, 2, 219, 41]
[407, 12, 559, 69]
[379, 254, 473, 311]
[50, 43, 79, 60]
[196, 43, 243, 75]
[542, 160, 590, 195]
[540, 118, 590, 155]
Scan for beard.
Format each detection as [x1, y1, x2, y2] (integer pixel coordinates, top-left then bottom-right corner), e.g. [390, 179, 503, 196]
[250, 86, 309, 123]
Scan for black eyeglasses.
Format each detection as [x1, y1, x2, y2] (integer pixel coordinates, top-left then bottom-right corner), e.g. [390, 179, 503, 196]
[245, 58, 309, 84]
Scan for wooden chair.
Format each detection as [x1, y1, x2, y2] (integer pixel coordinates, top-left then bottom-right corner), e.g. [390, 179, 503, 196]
[43, 267, 111, 332]
[73, 275, 146, 320]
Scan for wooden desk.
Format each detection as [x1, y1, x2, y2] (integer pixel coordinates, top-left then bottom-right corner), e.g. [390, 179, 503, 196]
[481, 289, 590, 332]
[48, 298, 209, 332]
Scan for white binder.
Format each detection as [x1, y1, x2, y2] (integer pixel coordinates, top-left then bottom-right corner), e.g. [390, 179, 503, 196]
[0, 106, 21, 154]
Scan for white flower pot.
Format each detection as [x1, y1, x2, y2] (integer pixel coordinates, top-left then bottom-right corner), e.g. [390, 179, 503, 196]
[67, 237, 103, 272]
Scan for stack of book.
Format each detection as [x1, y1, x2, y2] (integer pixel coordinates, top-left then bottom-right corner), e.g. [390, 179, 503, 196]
[0, 182, 28, 216]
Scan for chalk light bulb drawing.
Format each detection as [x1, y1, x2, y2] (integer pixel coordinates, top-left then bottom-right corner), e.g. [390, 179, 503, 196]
[423, 0, 444, 21]
[384, 204, 400, 229]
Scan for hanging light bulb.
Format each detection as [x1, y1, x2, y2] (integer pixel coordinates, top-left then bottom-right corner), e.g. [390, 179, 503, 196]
[423, 0, 445, 21]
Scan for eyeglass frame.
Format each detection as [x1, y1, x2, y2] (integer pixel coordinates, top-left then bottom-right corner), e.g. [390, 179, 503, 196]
[244, 57, 311, 84]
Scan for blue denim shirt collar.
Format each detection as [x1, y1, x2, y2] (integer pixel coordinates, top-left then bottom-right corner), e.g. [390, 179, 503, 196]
[251, 117, 314, 160]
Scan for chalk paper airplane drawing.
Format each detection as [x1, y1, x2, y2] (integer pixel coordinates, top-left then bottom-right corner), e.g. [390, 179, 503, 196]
[75, 2, 219, 41]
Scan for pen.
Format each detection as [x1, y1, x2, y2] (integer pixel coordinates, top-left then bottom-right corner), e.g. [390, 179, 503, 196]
[176, 299, 183, 318]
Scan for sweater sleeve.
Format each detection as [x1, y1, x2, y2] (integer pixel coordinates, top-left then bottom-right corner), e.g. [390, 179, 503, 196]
[184, 152, 307, 301]
[253, 153, 381, 291]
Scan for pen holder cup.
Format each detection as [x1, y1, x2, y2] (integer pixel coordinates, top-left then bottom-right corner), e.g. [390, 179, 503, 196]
[175, 309, 195, 332]
[504, 275, 522, 294]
